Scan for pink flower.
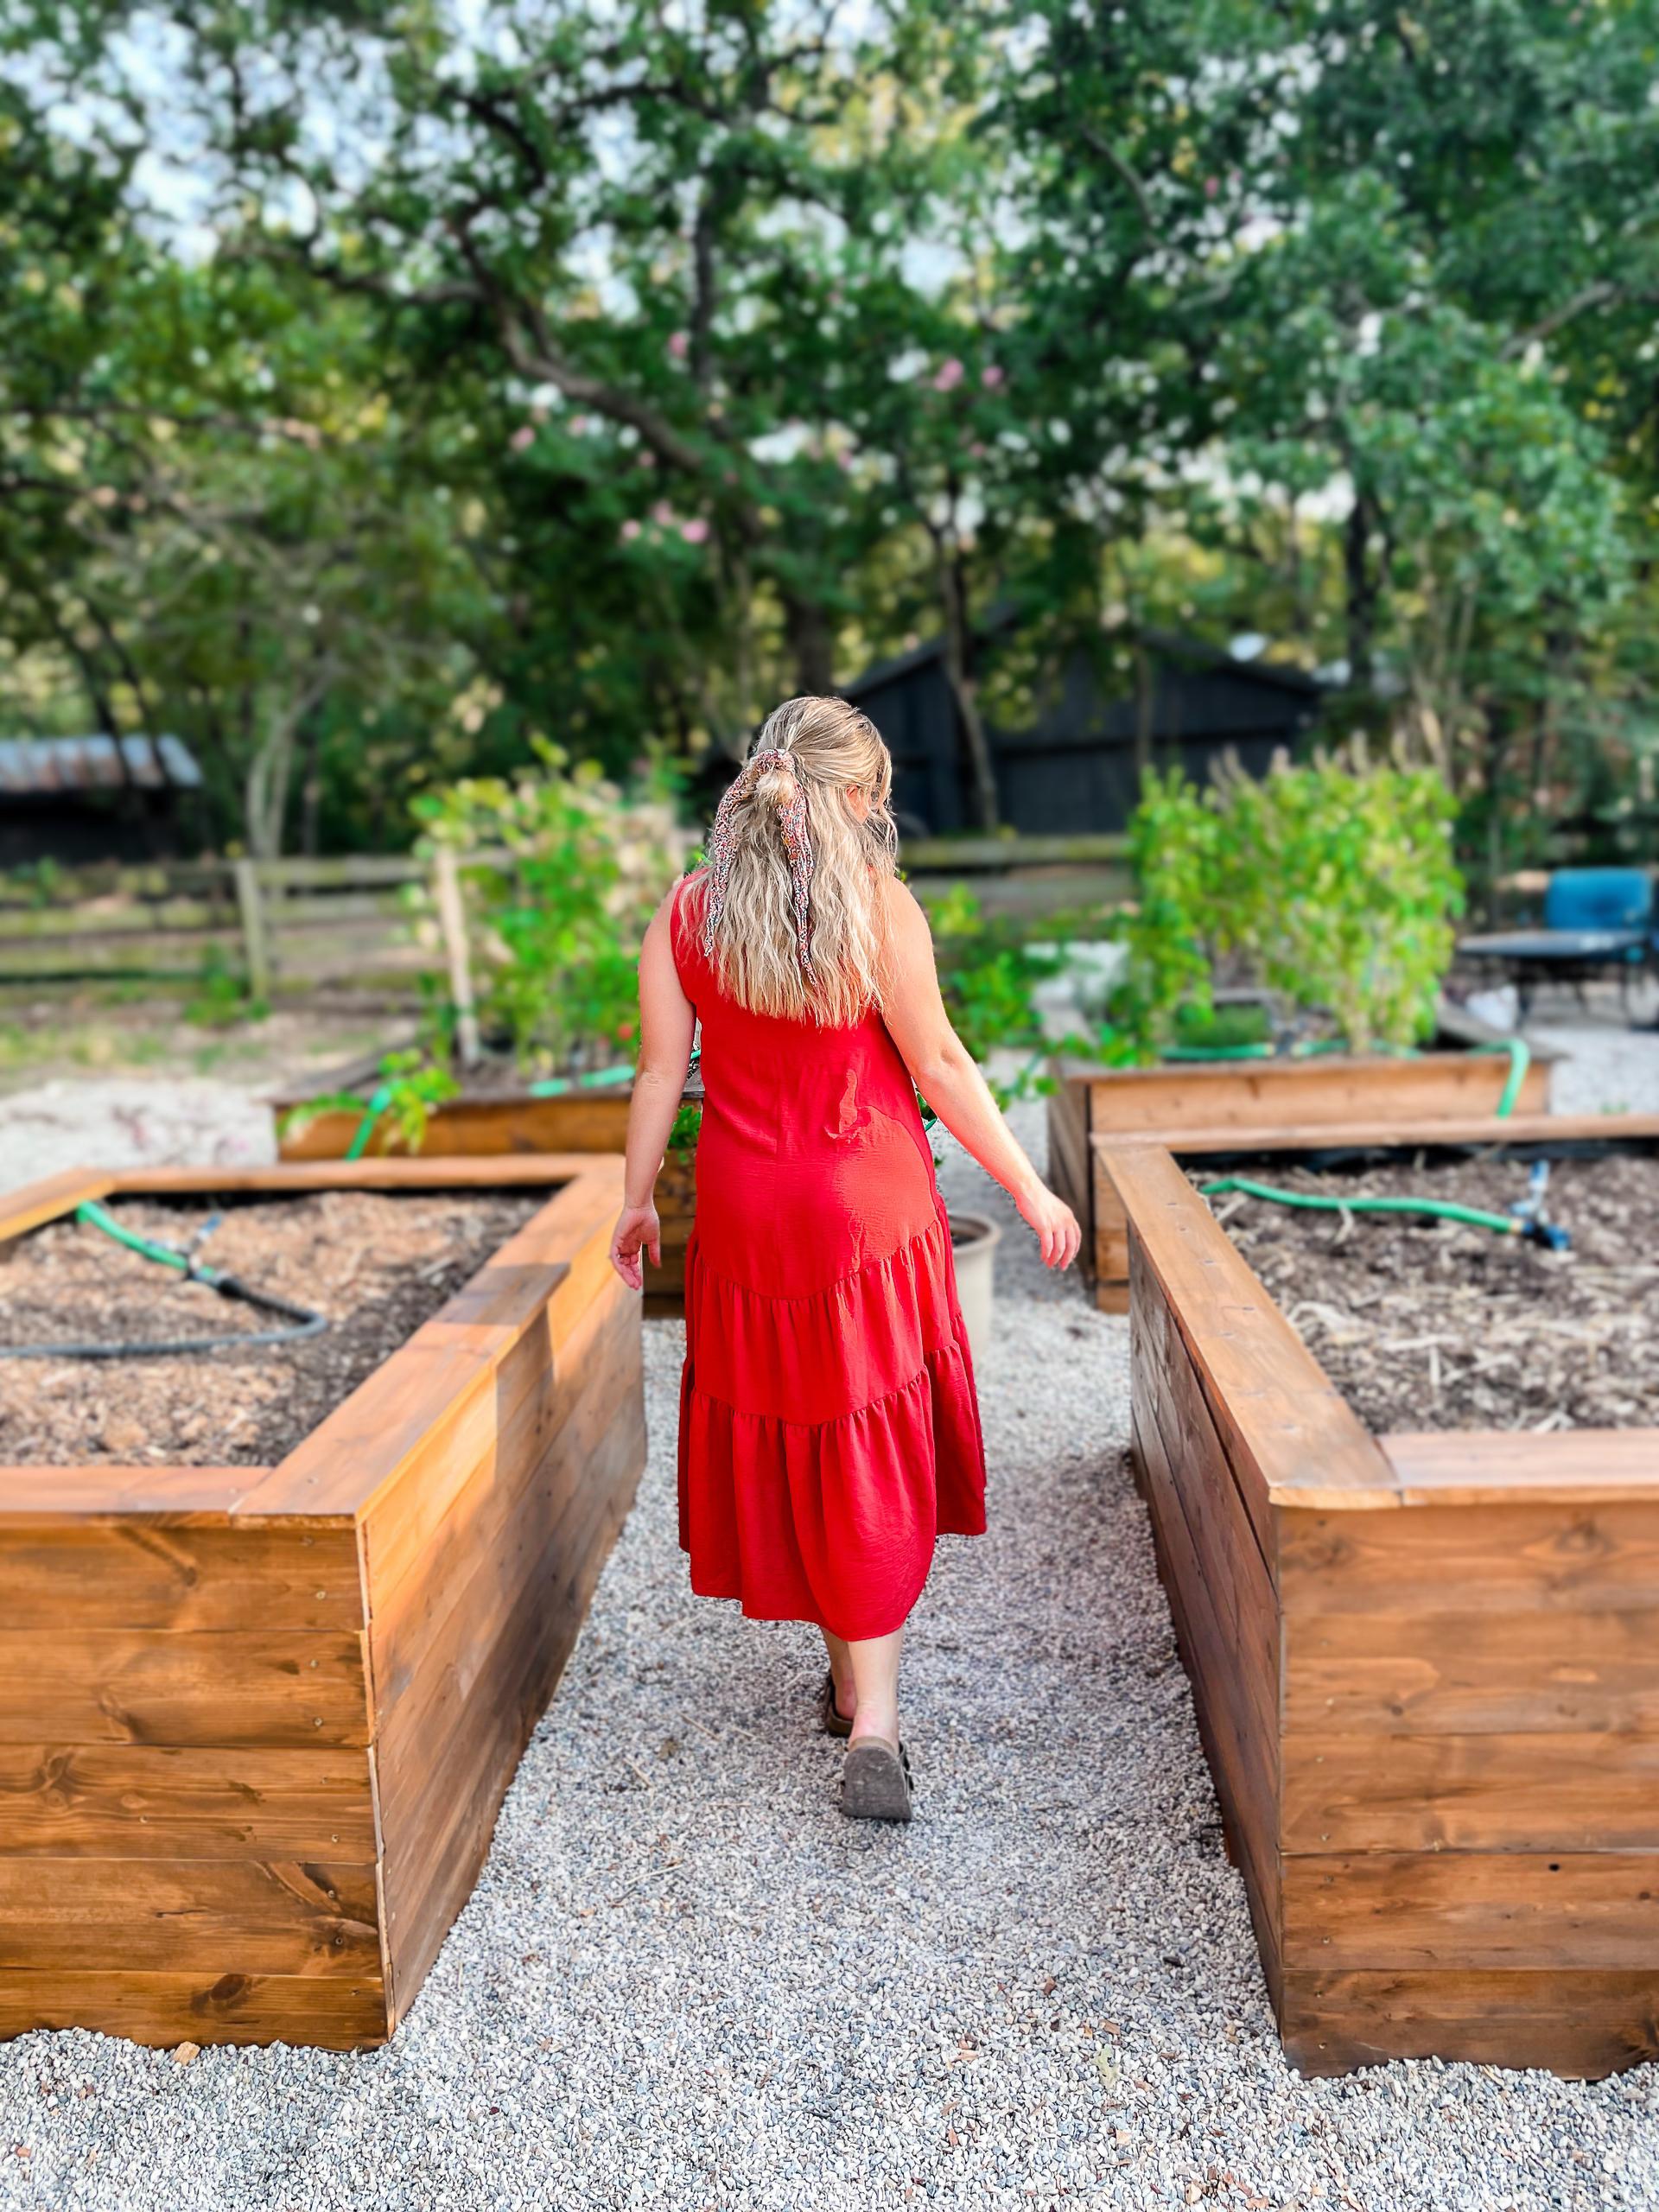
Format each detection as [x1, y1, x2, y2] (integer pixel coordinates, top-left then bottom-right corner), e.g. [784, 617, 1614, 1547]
[638, 449, 656, 467]
[668, 330, 690, 359]
[679, 518, 709, 545]
[510, 424, 536, 453]
[981, 364, 1005, 390]
[569, 415, 591, 435]
[969, 442, 987, 459]
[651, 500, 676, 527]
[931, 358, 965, 391]
[1204, 175, 1219, 199]
[620, 519, 642, 542]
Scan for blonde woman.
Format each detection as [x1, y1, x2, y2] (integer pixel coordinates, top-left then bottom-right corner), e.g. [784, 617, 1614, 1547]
[609, 696, 1080, 1820]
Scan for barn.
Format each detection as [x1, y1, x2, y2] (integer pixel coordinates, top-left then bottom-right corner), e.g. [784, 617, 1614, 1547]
[0, 734, 206, 868]
[842, 626, 1325, 836]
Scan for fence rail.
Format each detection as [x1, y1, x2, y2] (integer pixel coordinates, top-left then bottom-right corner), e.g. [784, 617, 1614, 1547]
[0, 830, 1135, 991]
[0, 852, 497, 991]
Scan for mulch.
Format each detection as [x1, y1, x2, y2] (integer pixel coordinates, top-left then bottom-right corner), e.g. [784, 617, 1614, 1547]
[1195, 1150, 1659, 1433]
[0, 1188, 547, 1466]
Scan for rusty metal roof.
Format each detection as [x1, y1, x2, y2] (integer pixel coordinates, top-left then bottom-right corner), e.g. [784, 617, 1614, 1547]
[0, 735, 204, 795]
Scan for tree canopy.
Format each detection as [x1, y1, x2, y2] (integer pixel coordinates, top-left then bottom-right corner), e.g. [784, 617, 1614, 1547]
[3, 1, 1656, 872]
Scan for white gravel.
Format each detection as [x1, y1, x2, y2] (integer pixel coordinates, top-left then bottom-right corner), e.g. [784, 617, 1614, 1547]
[0, 1077, 273, 1194]
[3, 1106, 1656, 2209]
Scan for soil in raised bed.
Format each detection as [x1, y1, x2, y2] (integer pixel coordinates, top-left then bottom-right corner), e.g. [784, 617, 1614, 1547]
[1194, 1151, 1659, 1433]
[0, 1188, 546, 1466]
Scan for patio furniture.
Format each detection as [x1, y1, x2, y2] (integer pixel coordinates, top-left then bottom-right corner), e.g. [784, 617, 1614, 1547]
[1458, 867, 1656, 1018]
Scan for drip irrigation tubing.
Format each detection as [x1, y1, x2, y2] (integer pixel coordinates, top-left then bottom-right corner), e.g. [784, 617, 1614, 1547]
[0, 1200, 329, 1360]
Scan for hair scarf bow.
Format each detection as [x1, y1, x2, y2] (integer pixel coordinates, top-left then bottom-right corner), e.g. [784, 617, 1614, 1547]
[701, 746, 816, 974]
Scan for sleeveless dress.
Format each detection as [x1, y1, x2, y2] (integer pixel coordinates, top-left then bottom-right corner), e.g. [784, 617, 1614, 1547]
[671, 871, 987, 1642]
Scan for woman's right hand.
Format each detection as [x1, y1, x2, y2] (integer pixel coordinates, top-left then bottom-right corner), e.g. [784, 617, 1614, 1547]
[609, 1203, 662, 1291]
[1014, 1180, 1082, 1271]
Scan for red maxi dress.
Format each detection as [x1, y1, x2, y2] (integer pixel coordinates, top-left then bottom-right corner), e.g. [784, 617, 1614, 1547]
[671, 871, 987, 1641]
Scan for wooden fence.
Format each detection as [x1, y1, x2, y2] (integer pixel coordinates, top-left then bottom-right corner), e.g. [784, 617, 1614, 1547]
[0, 854, 475, 995]
[0, 830, 1133, 995]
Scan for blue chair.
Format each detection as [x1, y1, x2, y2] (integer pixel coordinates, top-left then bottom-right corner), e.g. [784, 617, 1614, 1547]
[1542, 867, 1653, 935]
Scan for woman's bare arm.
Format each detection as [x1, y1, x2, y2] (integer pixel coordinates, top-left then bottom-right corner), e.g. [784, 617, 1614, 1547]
[878, 878, 1080, 1270]
[609, 888, 696, 1289]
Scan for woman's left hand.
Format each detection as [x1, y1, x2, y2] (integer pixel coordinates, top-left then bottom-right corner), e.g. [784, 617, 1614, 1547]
[609, 1203, 662, 1291]
[1015, 1182, 1083, 1272]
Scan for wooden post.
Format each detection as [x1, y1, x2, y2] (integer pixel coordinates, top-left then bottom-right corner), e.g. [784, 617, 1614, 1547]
[232, 858, 271, 1002]
[433, 848, 481, 1069]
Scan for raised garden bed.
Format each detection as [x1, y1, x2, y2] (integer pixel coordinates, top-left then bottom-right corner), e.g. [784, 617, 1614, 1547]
[1049, 1013, 1559, 1310]
[270, 1047, 695, 1312]
[1104, 1123, 1659, 2077]
[0, 1154, 645, 2052]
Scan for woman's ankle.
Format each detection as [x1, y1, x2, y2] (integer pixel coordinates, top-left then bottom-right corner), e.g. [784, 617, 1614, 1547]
[849, 1707, 899, 1747]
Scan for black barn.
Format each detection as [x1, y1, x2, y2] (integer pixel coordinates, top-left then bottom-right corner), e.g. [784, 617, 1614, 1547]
[842, 628, 1325, 836]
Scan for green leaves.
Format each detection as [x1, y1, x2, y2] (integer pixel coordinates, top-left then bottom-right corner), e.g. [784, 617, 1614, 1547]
[1124, 755, 1464, 1054]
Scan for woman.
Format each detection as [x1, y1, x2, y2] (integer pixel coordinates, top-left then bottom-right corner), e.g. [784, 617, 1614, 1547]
[609, 695, 1080, 1821]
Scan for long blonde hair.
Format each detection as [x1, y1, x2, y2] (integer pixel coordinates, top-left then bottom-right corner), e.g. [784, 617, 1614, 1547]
[696, 695, 898, 1027]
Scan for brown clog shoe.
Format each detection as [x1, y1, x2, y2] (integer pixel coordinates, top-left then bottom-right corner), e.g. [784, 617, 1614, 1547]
[819, 1668, 855, 1738]
[840, 1735, 913, 1822]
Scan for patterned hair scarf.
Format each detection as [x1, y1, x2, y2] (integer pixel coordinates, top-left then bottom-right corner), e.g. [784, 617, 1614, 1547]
[701, 745, 816, 974]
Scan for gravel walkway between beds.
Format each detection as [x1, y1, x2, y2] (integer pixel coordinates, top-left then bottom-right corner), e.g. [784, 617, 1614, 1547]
[2, 1114, 1656, 2212]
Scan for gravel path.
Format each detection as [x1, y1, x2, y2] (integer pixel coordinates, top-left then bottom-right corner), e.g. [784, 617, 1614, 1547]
[2, 1114, 1657, 2209]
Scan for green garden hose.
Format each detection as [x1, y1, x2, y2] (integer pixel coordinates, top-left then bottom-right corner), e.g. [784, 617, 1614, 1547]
[0, 1201, 328, 1360]
[527, 1060, 637, 1099]
[1197, 1170, 1568, 1248]
[344, 1081, 394, 1162]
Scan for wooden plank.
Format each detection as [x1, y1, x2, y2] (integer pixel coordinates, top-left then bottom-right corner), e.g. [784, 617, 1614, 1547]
[1044, 1084, 1090, 1228]
[238, 1167, 620, 1521]
[1280, 1969, 1659, 2079]
[382, 1431, 642, 2018]
[1098, 1109, 1659, 1160]
[0, 1464, 265, 1518]
[0, 1629, 371, 1748]
[279, 1095, 633, 1161]
[0, 1513, 361, 1630]
[0, 1745, 378, 1859]
[0, 1970, 387, 2050]
[1285, 1606, 1659, 1735]
[365, 1279, 638, 1655]
[1383, 1430, 1659, 1505]
[1282, 1732, 1659, 1853]
[1129, 1373, 1282, 2000]
[1282, 1853, 1659, 1971]
[1079, 1051, 1550, 1135]
[0, 1858, 381, 1975]
[1278, 1500, 1659, 1617]
[113, 1154, 594, 1196]
[0, 1167, 115, 1242]
[1107, 1142, 1397, 1510]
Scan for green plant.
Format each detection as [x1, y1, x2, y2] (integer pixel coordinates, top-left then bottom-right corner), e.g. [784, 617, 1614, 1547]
[412, 739, 683, 1077]
[184, 943, 264, 1028]
[668, 1098, 702, 1158]
[1117, 753, 1465, 1056]
[920, 886, 1068, 1109]
[276, 1047, 461, 1157]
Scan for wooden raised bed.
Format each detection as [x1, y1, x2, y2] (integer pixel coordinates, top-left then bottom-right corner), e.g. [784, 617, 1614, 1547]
[270, 1052, 694, 1312]
[1107, 1129, 1659, 2077]
[1049, 1033, 1555, 1309]
[0, 1154, 645, 2051]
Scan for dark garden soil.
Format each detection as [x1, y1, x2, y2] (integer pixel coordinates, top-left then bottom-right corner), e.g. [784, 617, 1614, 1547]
[0, 1188, 546, 1466]
[1197, 1151, 1659, 1434]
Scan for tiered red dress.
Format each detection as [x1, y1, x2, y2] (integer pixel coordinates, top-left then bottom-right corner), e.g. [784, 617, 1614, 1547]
[671, 871, 987, 1641]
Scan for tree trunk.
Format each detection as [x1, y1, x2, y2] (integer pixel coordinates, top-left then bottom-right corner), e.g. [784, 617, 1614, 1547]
[1344, 490, 1381, 695]
[782, 593, 836, 697]
[938, 553, 1000, 831]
